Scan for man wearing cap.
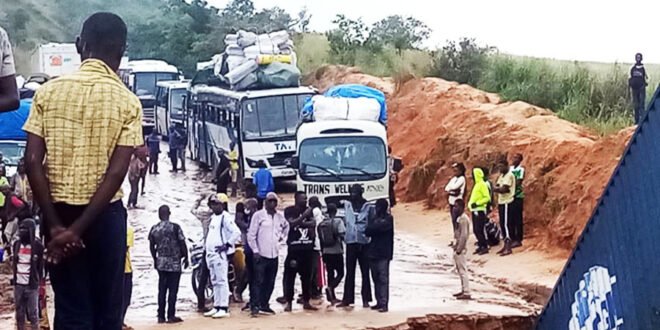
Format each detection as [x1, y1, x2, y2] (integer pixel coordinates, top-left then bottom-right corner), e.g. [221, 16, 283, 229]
[204, 193, 240, 319]
[247, 192, 289, 317]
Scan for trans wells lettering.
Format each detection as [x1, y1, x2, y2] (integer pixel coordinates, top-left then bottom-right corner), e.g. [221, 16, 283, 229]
[303, 184, 330, 195]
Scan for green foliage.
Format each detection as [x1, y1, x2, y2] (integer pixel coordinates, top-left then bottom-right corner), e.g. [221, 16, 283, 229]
[367, 15, 431, 54]
[326, 15, 369, 65]
[432, 37, 493, 86]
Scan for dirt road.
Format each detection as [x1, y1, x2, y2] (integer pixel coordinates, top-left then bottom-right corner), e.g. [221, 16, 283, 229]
[1, 155, 564, 329]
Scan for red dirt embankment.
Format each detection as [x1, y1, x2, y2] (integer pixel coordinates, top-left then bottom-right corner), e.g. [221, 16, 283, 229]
[306, 65, 633, 254]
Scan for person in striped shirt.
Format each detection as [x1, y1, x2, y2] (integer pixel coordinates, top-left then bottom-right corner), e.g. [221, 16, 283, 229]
[12, 219, 44, 330]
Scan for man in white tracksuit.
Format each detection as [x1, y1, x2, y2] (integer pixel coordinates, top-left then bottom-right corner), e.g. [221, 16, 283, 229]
[204, 193, 240, 319]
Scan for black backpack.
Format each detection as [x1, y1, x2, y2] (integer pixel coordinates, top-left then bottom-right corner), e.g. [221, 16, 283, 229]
[318, 218, 338, 248]
[485, 220, 501, 246]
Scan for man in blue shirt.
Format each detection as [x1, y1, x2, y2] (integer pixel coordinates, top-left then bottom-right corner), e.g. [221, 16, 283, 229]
[252, 161, 274, 209]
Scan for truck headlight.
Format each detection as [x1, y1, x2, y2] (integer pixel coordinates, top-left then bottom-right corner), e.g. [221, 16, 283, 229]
[246, 158, 260, 168]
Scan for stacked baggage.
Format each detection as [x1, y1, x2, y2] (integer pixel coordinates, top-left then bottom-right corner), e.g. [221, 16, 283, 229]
[301, 84, 388, 125]
[199, 30, 301, 91]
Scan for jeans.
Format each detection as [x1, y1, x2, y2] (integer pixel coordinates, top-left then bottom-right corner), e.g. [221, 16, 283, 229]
[471, 211, 488, 250]
[310, 251, 322, 297]
[253, 256, 278, 312]
[511, 198, 524, 243]
[283, 250, 314, 303]
[207, 252, 230, 308]
[323, 253, 344, 290]
[149, 152, 159, 174]
[49, 201, 127, 330]
[14, 284, 39, 330]
[157, 271, 181, 320]
[128, 179, 139, 207]
[169, 149, 178, 171]
[369, 259, 390, 308]
[177, 148, 186, 171]
[342, 244, 372, 305]
[632, 87, 646, 124]
[122, 273, 133, 323]
[498, 203, 514, 241]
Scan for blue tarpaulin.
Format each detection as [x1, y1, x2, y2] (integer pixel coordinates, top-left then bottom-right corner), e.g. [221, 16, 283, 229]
[302, 84, 387, 124]
[0, 99, 30, 140]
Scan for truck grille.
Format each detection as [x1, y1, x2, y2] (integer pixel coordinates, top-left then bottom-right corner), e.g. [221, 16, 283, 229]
[268, 151, 295, 167]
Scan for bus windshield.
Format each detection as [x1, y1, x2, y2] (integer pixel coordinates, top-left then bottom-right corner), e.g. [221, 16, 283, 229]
[134, 72, 179, 96]
[242, 94, 313, 140]
[299, 136, 387, 181]
[171, 89, 186, 115]
[0, 142, 26, 166]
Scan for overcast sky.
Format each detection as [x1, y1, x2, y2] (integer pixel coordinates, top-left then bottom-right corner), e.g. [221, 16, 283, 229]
[208, 0, 660, 63]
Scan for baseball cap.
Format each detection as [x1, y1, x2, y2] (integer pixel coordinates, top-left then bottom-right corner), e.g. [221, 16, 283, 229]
[266, 192, 278, 201]
[210, 193, 229, 203]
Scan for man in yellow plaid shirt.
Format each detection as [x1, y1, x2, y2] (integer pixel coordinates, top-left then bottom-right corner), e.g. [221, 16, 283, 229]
[23, 12, 143, 330]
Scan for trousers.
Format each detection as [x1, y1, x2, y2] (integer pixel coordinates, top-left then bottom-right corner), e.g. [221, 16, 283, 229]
[14, 285, 39, 330]
[453, 252, 469, 294]
[323, 253, 344, 290]
[498, 203, 515, 241]
[49, 201, 126, 330]
[121, 273, 132, 323]
[157, 271, 181, 320]
[128, 179, 139, 206]
[207, 252, 230, 308]
[369, 259, 390, 308]
[149, 152, 159, 174]
[632, 87, 646, 124]
[342, 244, 372, 305]
[252, 256, 278, 312]
[283, 249, 314, 302]
[471, 211, 488, 250]
[510, 198, 524, 242]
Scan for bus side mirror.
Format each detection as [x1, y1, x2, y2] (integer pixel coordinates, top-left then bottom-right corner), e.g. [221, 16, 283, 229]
[287, 156, 299, 169]
[392, 158, 403, 172]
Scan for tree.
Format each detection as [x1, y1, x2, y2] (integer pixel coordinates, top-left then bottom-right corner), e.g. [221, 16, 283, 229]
[326, 14, 369, 65]
[367, 15, 431, 54]
[433, 38, 494, 86]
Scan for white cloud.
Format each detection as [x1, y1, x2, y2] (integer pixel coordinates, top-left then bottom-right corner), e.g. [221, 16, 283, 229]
[208, 0, 660, 63]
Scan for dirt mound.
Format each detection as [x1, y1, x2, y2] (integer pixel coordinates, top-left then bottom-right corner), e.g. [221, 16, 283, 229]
[372, 313, 535, 330]
[306, 66, 633, 254]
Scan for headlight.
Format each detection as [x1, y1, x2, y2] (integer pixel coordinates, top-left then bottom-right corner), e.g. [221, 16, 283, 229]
[246, 158, 260, 168]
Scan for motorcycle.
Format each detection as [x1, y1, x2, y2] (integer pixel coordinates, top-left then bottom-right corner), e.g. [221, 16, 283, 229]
[189, 238, 245, 303]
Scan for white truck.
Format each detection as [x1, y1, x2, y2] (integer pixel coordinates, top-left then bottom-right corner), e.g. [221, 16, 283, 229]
[30, 43, 81, 77]
[290, 91, 401, 208]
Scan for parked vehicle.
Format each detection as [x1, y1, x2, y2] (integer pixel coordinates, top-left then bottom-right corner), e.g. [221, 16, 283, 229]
[0, 99, 30, 177]
[119, 60, 181, 133]
[155, 80, 190, 139]
[186, 85, 316, 180]
[30, 43, 80, 78]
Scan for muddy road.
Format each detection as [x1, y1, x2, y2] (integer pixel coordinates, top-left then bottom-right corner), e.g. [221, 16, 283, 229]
[1, 154, 555, 329]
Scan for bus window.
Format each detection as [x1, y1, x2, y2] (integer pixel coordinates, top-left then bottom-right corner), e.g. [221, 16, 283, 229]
[156, 87, 168, 108]
[284, 95, 299, 135]
[242, 100, 261, 139]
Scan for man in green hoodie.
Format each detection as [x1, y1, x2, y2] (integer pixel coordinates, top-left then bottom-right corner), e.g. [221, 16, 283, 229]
[468, 168, 491, 255]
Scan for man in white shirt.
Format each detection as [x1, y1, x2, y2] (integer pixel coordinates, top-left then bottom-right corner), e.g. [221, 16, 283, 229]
[204, 193, 240, 319]
[0, 26, 19, 112]
[444, 163, 466, 242]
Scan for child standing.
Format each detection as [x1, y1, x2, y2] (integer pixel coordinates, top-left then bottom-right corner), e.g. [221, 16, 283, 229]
[452, 200, 471, 300]
[12, 218, 44, 330]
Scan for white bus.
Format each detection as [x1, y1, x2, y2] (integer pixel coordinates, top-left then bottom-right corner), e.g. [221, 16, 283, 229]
[291, 119, 396, 208]
[155, 80, 190, 139]
[187, 85, 316, 180]
[119, 60, 181, 131]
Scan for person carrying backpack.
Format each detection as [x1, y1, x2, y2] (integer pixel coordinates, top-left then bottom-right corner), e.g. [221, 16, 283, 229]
[318, 203, 346, 305]
[629, 53, 649, 124]
[468, 168, 491, 255]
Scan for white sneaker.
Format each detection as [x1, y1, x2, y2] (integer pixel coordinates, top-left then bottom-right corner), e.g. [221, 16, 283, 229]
[212, 310, 230, 319]
[204, 308, 218, 317]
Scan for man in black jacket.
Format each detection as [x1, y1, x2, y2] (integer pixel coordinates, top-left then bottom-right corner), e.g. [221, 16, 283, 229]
[365, 199, 393, 313]
[12, 218, 44, 330]
[630, 53, 649, 124]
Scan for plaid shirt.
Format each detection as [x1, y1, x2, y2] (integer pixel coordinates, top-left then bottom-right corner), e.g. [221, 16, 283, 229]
[23, 59, 143, 205]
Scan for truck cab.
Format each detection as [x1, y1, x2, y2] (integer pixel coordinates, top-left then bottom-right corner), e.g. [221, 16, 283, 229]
[293, 119, 393, 209]
[119, 60, 181, 133]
